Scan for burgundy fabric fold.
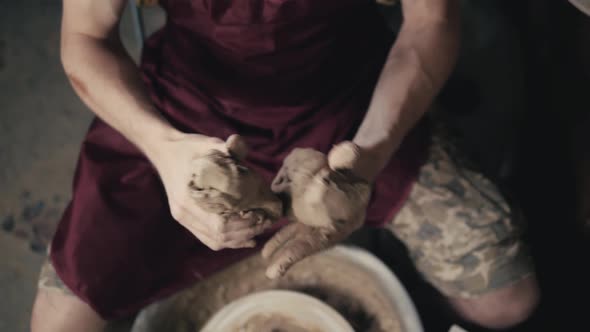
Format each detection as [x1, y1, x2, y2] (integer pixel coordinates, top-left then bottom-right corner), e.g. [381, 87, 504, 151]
[51, 0, 429, 319]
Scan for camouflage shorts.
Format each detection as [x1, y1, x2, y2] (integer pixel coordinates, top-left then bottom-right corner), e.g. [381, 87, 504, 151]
[37, 246, 73, 295]
[388, 129, 534, 298]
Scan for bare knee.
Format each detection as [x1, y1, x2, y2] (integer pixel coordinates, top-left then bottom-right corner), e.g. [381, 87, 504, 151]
[450, 276, 540, 330]
[31, 288, 106, 332]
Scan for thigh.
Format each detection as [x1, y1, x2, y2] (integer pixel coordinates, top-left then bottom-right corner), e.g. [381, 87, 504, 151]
[387, 127, 534, 298]
[38, 255, 74, 296]
[33, 262, 106, 332]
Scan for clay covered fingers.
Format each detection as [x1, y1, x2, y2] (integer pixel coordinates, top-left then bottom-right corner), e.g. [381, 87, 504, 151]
[263, 142, 371, 278]
[187, 135, 282, 249]
[270, 148, 327, 195]
[270, 144, 370, 229]
[189, 135, 282, 219]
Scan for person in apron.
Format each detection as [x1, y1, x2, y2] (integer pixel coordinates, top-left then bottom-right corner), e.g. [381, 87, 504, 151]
[32, 0, 539, 331]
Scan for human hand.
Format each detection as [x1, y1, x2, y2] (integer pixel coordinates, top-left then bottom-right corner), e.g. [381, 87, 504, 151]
[262, 142, 371, 278]
[151, 133, 282, 250]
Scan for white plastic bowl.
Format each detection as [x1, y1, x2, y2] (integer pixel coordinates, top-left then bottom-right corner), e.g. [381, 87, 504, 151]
[200, 290, 354, 332]
[131, 245, 423, 332]
[328, 246, 423, 332]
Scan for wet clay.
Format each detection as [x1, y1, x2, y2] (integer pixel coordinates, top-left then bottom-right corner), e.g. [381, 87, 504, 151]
[141, 252, 402, 332]
[238, 314, 320, 332]
[271, 143, 371, 229]
[189, 135, 282, 222]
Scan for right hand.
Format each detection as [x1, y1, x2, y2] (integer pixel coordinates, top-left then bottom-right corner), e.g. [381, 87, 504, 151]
[263, 143, 371, 278]
[148, 132, 271, 250]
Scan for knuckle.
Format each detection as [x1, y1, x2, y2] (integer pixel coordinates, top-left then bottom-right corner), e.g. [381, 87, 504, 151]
[215, 215, 229, 231]
[216, 220, 228, 233]
[216, 233, 228, 242]
[212, 223, 224, 234]
[250, 227, 262, 236]
[277, 263, 288, 275]
[170, 204, 184, 221]
[210, 242, 224, 251]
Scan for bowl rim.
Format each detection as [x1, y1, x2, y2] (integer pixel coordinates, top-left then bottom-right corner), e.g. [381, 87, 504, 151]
[131, 245, 424, 332]
[327, 246, 424, 332]
[200, 289, 355, 332]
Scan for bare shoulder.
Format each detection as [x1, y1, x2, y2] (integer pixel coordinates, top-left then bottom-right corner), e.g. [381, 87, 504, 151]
[62, 0, 127, 37]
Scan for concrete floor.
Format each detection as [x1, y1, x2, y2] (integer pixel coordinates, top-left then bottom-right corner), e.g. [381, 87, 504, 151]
[0, 2, 163, 330]
[1, 1, 588, 331]
[1, 2, 88, 330]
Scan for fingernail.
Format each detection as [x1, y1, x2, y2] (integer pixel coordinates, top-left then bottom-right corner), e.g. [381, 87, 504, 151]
[265, 263, 286, 279]
[261, 246, 272, 259]
[265, 267, 279, 279]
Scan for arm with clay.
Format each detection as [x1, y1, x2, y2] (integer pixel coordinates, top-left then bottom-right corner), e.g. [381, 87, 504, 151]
[61, 0, 279, 250]
[263, 0, 460, 278]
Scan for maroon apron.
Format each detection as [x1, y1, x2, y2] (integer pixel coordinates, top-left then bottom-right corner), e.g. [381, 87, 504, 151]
[51, 0, 429, 319]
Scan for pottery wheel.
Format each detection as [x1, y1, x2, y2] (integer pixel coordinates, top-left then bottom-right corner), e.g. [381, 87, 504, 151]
[131, 246, 422, 332]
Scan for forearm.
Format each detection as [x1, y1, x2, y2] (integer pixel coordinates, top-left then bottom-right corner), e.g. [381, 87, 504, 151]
[61, 33, 179, 158]
[353, 10, 460, 181]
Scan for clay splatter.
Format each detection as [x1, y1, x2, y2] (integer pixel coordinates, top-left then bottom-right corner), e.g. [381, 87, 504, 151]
[22, 200, 45, 222]
[2, 192, 65, 254]
[2, 215, 15, 232]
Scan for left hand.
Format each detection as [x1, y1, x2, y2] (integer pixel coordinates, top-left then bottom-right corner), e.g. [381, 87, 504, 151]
[262, 142, 371, 279]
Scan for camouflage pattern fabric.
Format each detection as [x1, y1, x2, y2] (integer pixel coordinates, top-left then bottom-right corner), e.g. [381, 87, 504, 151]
[387, 127, 533, 298]
[38, 249, 73, 295]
